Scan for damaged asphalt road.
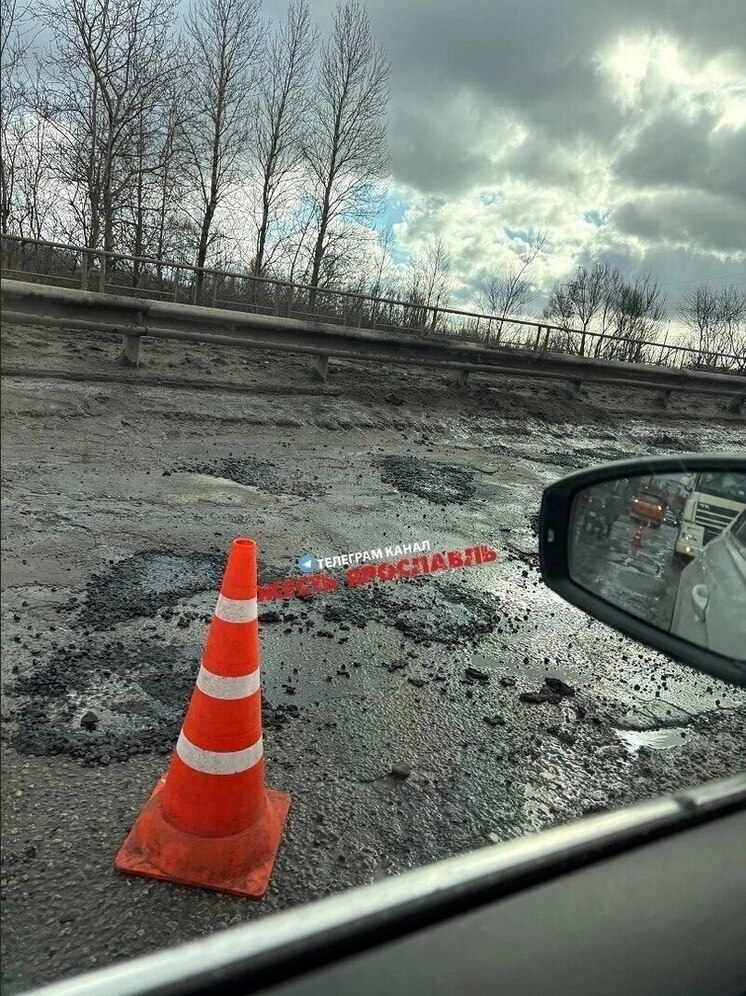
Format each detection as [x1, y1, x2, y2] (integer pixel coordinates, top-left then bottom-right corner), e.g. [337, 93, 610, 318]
[1, 324, 745, 993]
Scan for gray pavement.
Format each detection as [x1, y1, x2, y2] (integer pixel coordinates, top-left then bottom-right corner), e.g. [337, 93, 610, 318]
[2, 323, 745, 994]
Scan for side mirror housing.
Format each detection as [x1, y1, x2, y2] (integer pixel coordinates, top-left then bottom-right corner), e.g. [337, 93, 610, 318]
[539, 454, 746, 689]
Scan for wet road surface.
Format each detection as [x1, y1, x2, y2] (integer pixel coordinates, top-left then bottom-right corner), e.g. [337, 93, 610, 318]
[2, 323, 745, 993]
[571, 514, 684, 631]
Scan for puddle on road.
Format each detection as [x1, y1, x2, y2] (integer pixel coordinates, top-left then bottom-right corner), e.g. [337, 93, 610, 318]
[160, 473, 277, 506]
[613, 727, 689, 752]
[470, 651, 585, 688]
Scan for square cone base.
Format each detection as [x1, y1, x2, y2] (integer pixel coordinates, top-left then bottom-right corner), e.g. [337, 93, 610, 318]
[114, 778, 291, 900]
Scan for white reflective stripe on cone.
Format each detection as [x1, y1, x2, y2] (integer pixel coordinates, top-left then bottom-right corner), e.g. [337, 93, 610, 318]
[176, 731, 264, 775]
[196, 665, 261, 700]
[214, 594, 258, 623]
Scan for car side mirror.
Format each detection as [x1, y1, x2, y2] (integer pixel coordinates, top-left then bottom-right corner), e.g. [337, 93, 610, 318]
[539, 455, 746, 688]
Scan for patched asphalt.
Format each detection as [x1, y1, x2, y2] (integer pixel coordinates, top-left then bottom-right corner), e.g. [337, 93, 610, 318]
[1, 323, 745, 993]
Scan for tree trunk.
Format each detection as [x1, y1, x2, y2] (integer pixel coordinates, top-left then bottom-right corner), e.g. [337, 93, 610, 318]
[308, 230, 324, 312]
[194, 203, 214, 303]
[308, 194, 331, 313]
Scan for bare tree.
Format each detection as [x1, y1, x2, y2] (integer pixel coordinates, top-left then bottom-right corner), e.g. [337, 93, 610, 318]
[609, 272, 666, 362]
[366, 223, 396, 324]
[12, 104, 57, 240]
[183, 0, 261, 301]
[251, 0, 315, 278]
[117, 63, 193, 287]
[404, 236, 452, 331]
[544, 261, 615, 355]
[303, 0, 389, 310]
[151, 85, 194, 271]
[1, 10, 67, 248]
[720, 285, 746, 371]
[273, 196, 317, 284]
[41, 0, 179, 288]
[681, 284, 746, 372]
[477, 228, 548, 343]
[544, 263, 667, 360]
[314, 222, 370, 287]
[0, 0, 32, 234]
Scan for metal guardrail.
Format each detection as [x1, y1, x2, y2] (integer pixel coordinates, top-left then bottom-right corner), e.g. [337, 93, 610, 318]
[2, 233, 742, 372]
[2, 281, 744, 410]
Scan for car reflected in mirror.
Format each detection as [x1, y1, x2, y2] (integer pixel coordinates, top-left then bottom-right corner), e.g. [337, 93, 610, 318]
[568, 471, 746, 661]
[671, 512, 746, 659]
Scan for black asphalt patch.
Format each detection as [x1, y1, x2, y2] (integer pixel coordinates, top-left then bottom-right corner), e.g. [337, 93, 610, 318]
[3, 548, 297, 764]
[75, 550, 284, 630]
[377, 455, 476, 503]
[6, 640, 296, 765]
[645, 431, 701, 450]
[77, 550, 224, 629]
[316, 573, 513, 647]
[4, 568, 510, 767]
[170, 456, 323, 497]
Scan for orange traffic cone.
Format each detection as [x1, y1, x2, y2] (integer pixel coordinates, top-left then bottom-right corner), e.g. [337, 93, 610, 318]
[631, 525, 643, 550]
[115, 538, 290, 899]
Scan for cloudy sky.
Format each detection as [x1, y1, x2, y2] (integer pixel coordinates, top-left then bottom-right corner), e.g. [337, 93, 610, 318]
[267, 0, 746, 311]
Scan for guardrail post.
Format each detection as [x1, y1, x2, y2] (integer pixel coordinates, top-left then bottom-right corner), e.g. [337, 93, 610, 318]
[119, 332, 141, 366]
[726, 394, 744, 415]
[17, 237, 26, 281]
[118, 311, 143, 366]
[310, 354, 329, 382]
[654, 388, 673, 410]
[456, 370, 469, 386]
[98, 249, 107, 292]
[568, 378, 582, 397]
[273, 284, 281, 317]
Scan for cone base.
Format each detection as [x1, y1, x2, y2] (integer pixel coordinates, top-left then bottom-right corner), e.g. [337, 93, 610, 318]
[115, 777, 291, 900]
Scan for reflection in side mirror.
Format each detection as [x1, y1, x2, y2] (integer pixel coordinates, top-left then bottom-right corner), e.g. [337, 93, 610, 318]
[569, 471, 746, 661]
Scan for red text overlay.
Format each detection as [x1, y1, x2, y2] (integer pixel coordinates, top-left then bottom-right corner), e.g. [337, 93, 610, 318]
[258, 545, 498, 604]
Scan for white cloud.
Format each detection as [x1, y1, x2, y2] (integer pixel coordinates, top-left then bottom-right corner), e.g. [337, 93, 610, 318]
[379, 17, 745, 315]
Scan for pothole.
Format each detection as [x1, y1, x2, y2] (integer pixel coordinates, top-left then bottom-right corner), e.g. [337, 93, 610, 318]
[170, 457, 322, 497]
[377, 455, 476, 504]
[76, 550, 225, 629]
[317, 574, 510, 647]
[645, 432, 700, 450]
[73, 550, 283, 630]
[5, 639, 296, 765]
